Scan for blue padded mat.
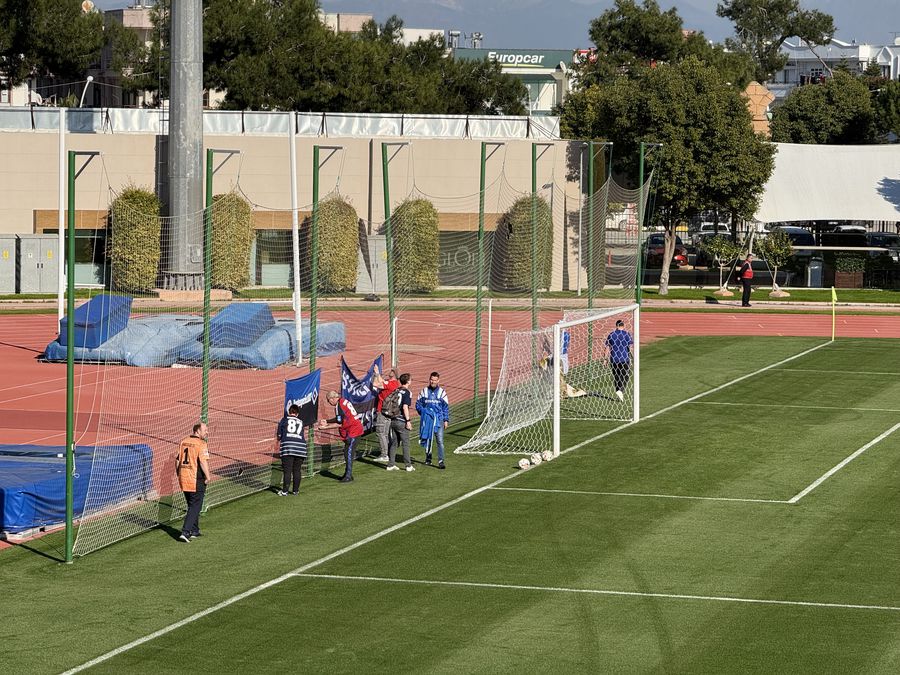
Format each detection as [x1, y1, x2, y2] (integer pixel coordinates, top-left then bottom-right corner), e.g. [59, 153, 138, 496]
[58, 294, 132, 349]
[0, 444, 153, 535]
[208, 302, 274, 348]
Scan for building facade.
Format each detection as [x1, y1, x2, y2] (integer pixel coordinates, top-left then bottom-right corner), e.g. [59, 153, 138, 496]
[769, 37, 900, 103]
[452, 48, 573, 116]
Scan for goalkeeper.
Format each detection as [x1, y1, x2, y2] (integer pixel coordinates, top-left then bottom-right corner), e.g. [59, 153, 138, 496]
[605, 319, 634, 401]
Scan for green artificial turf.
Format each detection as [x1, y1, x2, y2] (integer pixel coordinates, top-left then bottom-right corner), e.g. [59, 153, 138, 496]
[4, 336, 900, 673]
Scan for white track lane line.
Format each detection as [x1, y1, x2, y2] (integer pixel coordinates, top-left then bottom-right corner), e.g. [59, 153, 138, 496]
[61, 340, 832, 674]
[490, 487, 789, 504]
[294, 573, 900, 613]
[692, 401, 900, 414]
[788, 421, 900, 504]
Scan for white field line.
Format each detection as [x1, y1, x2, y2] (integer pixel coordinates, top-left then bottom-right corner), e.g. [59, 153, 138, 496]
[294, 573, 900, 614]
[61, 340, 831, 674]
[788, 421, 900, 504]
[491, 487, 789, 504]
[773, 368, 900, 376]
[692, 401, 900, 414]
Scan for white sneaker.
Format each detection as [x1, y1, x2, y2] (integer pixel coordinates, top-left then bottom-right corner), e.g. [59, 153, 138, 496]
[405, 465, 415, 472]
[375, 455, 389, 463]
[386, 465, 400, 471]
[615, 390, 624, 401]
[276, 490, 289, 496]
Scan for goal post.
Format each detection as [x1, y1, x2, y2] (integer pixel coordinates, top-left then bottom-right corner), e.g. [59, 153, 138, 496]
[456, 304, 639, 456]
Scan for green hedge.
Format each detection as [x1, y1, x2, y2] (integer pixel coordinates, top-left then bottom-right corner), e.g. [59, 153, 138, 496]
[490, 194, 552, 292]
[389, 198, 440, 293]
[108, 185, 161, 293]
[310, 196, 359, 292]
[210, 192, 253, 290]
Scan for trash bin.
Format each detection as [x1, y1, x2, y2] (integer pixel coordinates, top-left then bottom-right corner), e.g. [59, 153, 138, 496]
[807, 257, 823, 288]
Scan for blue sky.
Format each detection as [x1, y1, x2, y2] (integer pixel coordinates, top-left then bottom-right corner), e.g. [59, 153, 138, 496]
[94, 1, 898, 50]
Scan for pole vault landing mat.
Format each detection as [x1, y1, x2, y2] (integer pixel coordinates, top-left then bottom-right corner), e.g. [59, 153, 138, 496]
[0, 444, 152, 539]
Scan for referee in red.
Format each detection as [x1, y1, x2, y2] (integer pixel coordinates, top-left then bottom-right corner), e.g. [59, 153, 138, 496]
[738, 253, 754, 307]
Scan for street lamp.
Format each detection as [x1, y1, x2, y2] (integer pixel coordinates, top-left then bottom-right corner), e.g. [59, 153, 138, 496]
[78, 76, 94, 108]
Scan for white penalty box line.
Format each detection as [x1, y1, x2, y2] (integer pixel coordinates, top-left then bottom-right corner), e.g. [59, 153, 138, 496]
[294, 573, 900, 614]
[61, 340, 835, 674]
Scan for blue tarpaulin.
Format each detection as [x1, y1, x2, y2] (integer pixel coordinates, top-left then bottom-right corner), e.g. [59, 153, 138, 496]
[44, 306, 345, 369]
[0, 444, 153, 535]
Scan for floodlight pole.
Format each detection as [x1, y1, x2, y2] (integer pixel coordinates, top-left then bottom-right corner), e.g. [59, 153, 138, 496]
[65, 149, 99, 564]
[202, 148, 240, 424]
[381, 142, 408, 367]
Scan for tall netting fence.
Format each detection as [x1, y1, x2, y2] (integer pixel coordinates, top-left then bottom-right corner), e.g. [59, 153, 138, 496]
[72, 191, 306, 556]
[66, 142, 651, 555]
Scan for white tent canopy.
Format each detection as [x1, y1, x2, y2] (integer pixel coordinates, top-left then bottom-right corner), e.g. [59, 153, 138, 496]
[754, 143, 900, 223]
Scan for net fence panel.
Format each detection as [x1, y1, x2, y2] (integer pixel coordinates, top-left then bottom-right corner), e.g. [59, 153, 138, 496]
[73, 194, 300, 556]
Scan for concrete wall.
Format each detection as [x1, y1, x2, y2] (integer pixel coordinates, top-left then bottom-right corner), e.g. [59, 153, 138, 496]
[0, 130, 586, 290]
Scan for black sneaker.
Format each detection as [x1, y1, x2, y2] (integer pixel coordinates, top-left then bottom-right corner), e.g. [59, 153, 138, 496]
[178, 533, 191, 543]
[190, 532, 202, 539]
[291, 491, 299, 495]
[340, 475, 354, 483]
[425, 454, 432, 466]
[438, 462, 446, 470]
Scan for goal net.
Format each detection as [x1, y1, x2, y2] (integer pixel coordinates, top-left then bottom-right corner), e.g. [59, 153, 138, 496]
[454, 304, 639, 456]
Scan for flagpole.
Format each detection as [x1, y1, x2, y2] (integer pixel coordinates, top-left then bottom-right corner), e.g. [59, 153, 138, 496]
[831, 286, 836, 342]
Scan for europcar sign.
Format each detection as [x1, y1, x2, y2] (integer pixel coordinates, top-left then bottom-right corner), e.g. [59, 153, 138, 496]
[453, 48, 572, 70]
[487, 51, 546, 66]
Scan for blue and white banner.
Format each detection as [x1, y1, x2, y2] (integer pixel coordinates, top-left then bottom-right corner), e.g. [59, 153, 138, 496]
[340, 355, 383, 433]
[284, 369, 321, 429]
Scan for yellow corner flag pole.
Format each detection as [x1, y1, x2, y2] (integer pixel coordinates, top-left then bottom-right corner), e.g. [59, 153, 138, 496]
[831, 286, 837, 341]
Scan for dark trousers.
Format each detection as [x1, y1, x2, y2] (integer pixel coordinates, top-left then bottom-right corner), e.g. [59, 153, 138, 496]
[612, 360, 630, 393]
[741, 278, 752, 306]
[281, 455, 304, 493]
[342, 436, 359, 478]
[181, 477, 206, 536]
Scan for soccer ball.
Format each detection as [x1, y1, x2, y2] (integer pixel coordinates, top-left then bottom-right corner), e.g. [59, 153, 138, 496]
[517, 458, 531, 470]
[541, 450, 553, 462]
[530, 452, 543, 466]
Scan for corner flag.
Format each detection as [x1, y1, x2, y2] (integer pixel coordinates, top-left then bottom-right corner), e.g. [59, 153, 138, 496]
[831, 286, 837, 341]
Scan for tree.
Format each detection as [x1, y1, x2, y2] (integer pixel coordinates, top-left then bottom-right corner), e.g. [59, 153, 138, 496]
[134, 0, 525, 115]
[109, 185, 161, 293]
[756, 228, 793, 296]
[770, 71, 876, 144]
[698, 235, 743, 295]
[716, 0, 835, 83]
[559, 56, 775, 294]
[0, 0, 105, 85]
[576, 0, 755, 89]
[873, 80, 900, 142]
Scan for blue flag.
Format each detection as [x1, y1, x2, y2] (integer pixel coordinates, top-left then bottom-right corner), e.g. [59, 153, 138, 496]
[340, 355, 383, 433]
[284, 369, 321, 429]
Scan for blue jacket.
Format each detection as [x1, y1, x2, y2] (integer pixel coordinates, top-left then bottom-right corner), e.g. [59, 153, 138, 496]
[416, 385, 450, 446]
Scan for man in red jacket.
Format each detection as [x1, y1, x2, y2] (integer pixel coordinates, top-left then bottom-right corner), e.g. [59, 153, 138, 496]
[737, 253, 754, 307]
[320, 390, 364, 483]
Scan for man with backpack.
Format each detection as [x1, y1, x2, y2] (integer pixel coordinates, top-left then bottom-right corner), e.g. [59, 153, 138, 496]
[382, 373, 414, 472]
[371, 364, 399, 462]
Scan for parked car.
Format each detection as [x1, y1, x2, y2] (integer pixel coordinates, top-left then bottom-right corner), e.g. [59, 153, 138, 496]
[689, 223, 732, 248]
[867, 232, 900, 263]
[644, 233, 688, 268]
[832, 224, 868, 234]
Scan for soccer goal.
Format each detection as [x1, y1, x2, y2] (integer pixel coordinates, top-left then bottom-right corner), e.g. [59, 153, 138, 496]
[454, 304, 639, 456]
